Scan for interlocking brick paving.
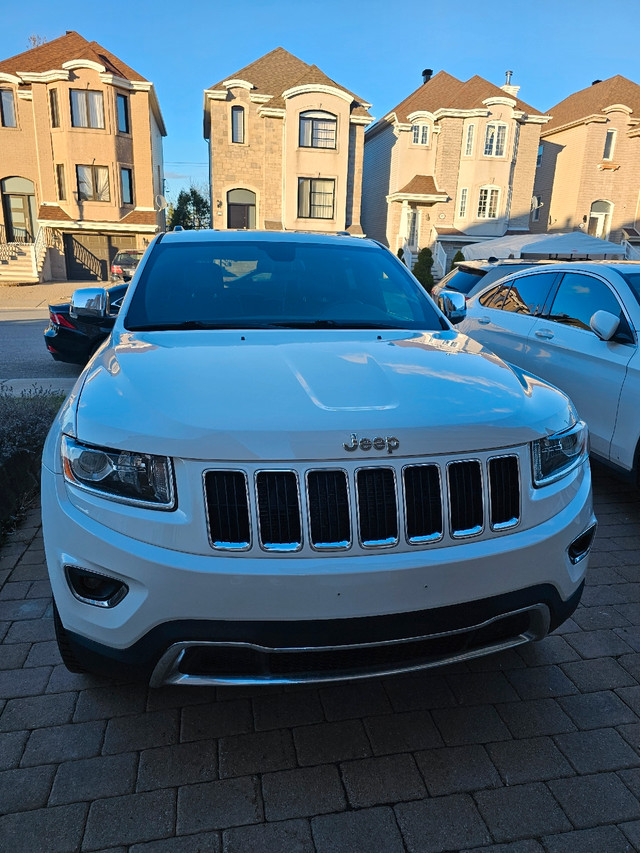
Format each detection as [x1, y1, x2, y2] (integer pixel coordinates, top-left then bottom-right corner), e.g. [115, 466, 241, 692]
[0, 465, 639, 851]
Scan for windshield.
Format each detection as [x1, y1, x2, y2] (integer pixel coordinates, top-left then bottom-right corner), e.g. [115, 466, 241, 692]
[114, 252, 144, 265]
[124, 240, 445, 331]
[437, 267, 485, 295]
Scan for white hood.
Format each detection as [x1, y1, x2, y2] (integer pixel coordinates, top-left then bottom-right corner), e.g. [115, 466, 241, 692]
[73, 329, 575, 461]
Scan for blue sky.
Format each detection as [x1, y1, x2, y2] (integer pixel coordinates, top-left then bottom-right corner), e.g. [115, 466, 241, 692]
[2, 0, 639, 204]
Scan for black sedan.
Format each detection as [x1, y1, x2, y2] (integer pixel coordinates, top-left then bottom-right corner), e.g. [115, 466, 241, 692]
[44, 284, 127, 365]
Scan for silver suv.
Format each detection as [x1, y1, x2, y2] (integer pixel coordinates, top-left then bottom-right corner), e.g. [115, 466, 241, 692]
[432, 259, 558, 302]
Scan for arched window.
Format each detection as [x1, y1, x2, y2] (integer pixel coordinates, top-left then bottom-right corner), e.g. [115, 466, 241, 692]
[299, 110, 336, 149]
[231, 106, 244, 144]
[484, 123, 507, 157]
[1, 176, 36, 241]
[588, 200, 613, 239]
[227, 188, 256, 229]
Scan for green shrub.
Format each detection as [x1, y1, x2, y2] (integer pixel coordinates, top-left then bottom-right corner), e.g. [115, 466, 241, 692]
[452, 250, 465, 265]
[397, 247, 406, 265]
[0, 387, 64, 541]
[412, 247, 435, 293]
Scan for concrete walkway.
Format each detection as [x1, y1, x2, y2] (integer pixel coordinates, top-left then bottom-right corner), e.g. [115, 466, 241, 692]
[0, 281, 96, 310]
[0, 464, 640, 851]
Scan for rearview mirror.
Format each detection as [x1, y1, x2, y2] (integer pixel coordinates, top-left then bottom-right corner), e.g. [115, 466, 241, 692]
[437, 289, 467, 325]
[590, 310, 619, 341]
[70, 288, 108, 320]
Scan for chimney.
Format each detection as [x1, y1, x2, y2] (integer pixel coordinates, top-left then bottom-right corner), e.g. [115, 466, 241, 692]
[592, 79, 602, 86]
[501, 70, 520, 98]
[422, 68, 433, 84]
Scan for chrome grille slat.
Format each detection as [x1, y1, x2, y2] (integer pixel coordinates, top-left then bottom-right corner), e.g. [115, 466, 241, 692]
[448, 460, 484, 538]
[256, 471, 301, 551]
[307, 470, 351, 549]
[203, 452, 522, 553]
[489, 455, 520, 530]
[356, 468, 398, 547]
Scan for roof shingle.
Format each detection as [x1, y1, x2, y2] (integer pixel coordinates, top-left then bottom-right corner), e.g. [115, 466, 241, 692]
[542, 75, 640, 134]
[0, 31, 147, 82]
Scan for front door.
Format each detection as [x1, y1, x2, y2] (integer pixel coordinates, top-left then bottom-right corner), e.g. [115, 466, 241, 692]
[228, 204, 250, 229]
[6, 194, 33, 241]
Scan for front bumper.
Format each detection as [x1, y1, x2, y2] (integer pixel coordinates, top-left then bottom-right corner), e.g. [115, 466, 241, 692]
[42, 462, 594, 685]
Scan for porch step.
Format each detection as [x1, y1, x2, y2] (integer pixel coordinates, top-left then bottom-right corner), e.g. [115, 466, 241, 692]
[0, 246, 38, 282]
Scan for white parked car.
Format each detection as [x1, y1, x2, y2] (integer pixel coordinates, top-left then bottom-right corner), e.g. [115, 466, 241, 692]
[42, 231, 595, 686]
[453, 262, 640, 481]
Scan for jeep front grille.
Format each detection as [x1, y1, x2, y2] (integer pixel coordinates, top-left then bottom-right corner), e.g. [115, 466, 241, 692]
[203, 453, 521, 553]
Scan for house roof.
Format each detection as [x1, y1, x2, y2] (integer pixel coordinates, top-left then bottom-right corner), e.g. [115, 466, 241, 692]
[207, 47, 371, 117]
[38, 205, 72, 221]
[542, 75, 640, 134]
[383, 70, 544, 124]
[397, 175, 442, 196]
[0, 31, 147, 82]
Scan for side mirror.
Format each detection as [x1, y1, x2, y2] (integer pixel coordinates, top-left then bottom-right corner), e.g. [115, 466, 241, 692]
[70, 288, 108, 320]
[437, 289, 467, 325]
[590, 310, 619, 341]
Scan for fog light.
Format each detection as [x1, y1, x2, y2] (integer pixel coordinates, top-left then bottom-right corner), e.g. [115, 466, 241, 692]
[568, 524, 597, 565]
[65, 565, 128, 608]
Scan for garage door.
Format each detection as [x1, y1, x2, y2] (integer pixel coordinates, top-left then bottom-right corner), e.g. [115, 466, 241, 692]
[64, 233, 138, 281]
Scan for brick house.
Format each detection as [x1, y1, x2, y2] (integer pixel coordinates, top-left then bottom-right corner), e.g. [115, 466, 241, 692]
[531, 75, 640, 254]
[0, 31, 166, 282]
[203, 47, 372, 234]
[362, 70, 549, 274]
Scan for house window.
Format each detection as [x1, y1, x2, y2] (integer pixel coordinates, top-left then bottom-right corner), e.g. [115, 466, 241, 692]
[531, 195, 542, 222]
[56, 164, 66, 201]
[484, 123, 507, 157]
[299, 111, 337, 149]
[231, 105, 244, 144]
[465, 124, 474, 156]
[477, 186, 500, 219]
[603, 130, 616, 160]
[298, 178, 335, 219]
[120, 168, 133, 205]
[76, 164, 110, 201]
[411, 124, 429, 145]
[537, 143, 544, 167]
[458, 187, 468, 218]
[49, 89, 60, 128]
[0, 89, 16, 127]
[116, 94, 130, 133]
[70, 89, 105, 129]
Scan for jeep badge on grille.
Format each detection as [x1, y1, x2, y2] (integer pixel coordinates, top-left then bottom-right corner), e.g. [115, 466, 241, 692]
[343, 433, 400, 454]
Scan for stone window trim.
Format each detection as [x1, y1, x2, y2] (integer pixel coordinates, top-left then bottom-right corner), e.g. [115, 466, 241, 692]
[483, 122, 508, 158]
[477, 185, 500, 219]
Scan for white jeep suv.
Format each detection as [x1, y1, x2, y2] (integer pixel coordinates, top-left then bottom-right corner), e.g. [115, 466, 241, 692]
[42, 231, 596, 686]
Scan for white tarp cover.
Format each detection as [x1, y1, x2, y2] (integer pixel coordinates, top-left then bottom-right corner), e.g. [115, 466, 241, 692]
[462, 231, 625, 260]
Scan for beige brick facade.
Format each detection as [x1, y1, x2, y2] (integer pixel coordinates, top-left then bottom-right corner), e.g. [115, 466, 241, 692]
[204, 48, 372, 234]
[362, 72, 548, 272]
[532, 76, 640, 243]
[0, 32, 165, 281]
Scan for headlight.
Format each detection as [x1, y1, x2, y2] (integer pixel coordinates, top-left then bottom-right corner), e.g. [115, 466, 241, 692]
[531, 421, 588, 487]
[61, 436, 175, 508]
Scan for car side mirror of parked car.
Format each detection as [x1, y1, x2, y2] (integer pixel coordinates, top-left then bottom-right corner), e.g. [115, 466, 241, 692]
[70, 288, 108, 320]
[590, 310, 620, 342]
[437, 289, 467, 325]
